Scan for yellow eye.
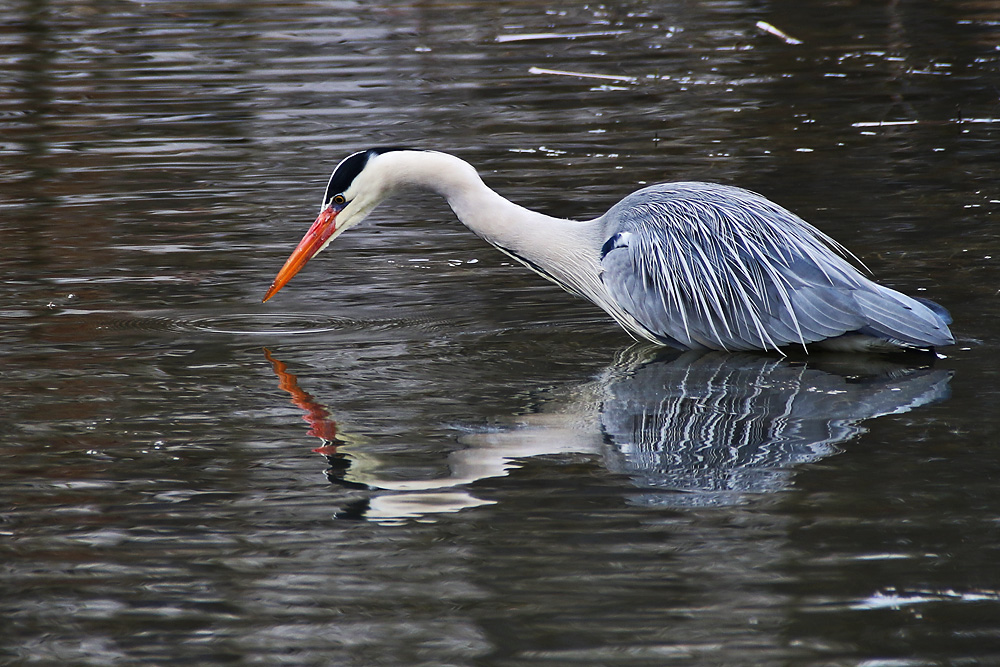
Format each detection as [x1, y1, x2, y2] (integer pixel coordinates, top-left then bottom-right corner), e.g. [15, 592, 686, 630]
[333, 194, 346, 205]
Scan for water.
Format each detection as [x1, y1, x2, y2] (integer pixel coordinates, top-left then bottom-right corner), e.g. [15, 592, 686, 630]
[2, 0, 1000, 664]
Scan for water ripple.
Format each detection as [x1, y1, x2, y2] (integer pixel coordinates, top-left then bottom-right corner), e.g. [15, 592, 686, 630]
[91, 311, 358, 336]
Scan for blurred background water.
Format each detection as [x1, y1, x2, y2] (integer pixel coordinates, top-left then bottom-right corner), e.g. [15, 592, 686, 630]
[2, 0, 1000, 664]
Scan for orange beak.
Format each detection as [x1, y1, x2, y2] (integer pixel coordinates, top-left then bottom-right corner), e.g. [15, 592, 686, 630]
[262, 205, 339, 302]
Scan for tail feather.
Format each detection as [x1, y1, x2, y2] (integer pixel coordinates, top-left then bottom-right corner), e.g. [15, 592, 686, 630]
[854, 286, 954, 348]
[913, 296, 953, 325]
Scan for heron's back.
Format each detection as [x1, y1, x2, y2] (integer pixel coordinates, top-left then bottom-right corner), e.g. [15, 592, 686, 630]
[596, 182, 953, 352]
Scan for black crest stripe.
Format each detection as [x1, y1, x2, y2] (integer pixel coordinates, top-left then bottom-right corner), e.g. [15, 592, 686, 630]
[322, 147, 429, 206]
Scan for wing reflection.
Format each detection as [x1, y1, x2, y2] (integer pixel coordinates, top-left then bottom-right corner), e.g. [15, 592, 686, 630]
[596, 350, 952, 506]
[264, 347, 951, 520]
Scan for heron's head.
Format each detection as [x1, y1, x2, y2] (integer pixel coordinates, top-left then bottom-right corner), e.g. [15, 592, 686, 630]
[262, 147, 421, 302]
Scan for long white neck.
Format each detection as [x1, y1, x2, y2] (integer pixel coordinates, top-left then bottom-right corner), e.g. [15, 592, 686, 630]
[371, 150, 606, 299]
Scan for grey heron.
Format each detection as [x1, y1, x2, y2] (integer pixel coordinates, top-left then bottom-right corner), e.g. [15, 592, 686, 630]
[263, 148, 954, 353]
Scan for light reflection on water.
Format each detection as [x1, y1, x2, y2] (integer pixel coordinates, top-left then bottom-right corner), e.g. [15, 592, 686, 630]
[267, 346, 952, 521]
[3, 0, 1000, 664]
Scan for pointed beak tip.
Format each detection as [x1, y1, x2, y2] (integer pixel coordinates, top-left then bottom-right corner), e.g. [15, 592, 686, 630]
[262, 205, 339, 305]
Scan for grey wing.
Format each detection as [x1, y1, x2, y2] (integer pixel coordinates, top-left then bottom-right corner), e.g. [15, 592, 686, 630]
[598, 184, 953, 352]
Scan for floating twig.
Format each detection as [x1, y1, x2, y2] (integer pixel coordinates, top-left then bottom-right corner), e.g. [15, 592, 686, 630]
[528, 66, 638, 84]
[756, 20, 803, 45]
[497, 31, 628, 43]
[852, 118, 1000, 128]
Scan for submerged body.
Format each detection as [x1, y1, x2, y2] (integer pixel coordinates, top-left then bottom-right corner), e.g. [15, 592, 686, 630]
[264, 149, 953, 353]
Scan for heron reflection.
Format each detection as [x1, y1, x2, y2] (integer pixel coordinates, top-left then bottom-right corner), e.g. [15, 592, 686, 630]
[596, 350, 951, 506]
[264, 348, 951, 520]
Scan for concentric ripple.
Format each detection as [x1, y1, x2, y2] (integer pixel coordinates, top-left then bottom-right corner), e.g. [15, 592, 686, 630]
[182, 312, 354, 336]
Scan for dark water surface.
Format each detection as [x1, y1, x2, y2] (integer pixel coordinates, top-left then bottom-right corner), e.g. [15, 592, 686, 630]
[3, 1, 1000, 664]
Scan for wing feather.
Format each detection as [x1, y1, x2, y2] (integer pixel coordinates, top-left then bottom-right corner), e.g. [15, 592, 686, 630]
[598, 182, 953, 352]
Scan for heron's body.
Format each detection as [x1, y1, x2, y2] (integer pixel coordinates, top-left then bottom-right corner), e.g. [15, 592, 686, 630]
[264, 149, 953, 353]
